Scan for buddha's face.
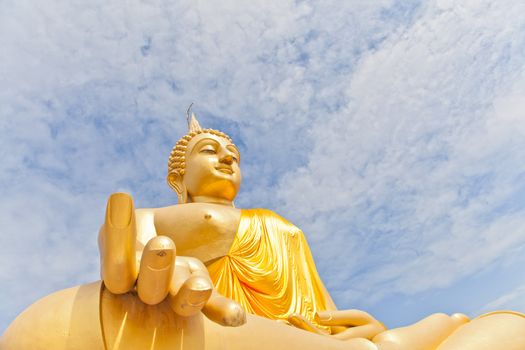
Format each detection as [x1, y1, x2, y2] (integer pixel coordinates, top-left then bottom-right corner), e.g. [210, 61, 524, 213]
[182, 133, 241, 202]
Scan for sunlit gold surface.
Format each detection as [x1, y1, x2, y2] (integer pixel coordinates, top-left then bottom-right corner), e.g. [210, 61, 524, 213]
[99, 193, 137, 294]
[97, 191, 234, 325]
[1, 282, 104, 350]
[3, 114, 525, 350]
[208, 209, 336, 330]
[436, 312, 525, 350]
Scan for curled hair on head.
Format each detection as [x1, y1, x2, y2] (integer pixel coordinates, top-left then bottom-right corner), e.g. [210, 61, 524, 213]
[167, 128, 234, 176]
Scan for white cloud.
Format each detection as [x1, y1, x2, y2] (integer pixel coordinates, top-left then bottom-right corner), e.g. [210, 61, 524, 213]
[0, 0, 423, 331]
[276, 0, 525, 311]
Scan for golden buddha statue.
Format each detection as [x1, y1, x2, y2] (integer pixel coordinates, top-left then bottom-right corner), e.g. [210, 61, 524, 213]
[2, 112, 525, 350]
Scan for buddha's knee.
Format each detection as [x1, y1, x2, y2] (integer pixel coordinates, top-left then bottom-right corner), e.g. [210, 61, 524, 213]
[373, 313, 468, 350]
[1, 282, 104, 350]
[1, 282, 206, 350]
[436, 312, 525, 350]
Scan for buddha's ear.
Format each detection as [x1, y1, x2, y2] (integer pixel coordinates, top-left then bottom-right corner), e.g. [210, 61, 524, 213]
[167, 172, 187, 204]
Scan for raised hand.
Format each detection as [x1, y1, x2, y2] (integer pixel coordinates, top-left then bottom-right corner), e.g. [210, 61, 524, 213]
[98, 192, 246, 326]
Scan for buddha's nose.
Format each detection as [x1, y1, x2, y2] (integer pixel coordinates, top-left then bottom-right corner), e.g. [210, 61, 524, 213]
[220, 154, 234, 165]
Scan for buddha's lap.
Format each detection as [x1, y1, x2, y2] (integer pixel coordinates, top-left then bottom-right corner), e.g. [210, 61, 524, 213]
[2, 281, 525, 350]
[436, 312, 525, 350]
[1, 282, 356, 350]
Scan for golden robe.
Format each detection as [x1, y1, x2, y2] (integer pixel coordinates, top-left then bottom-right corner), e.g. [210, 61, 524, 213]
[207, 209, 337, 328]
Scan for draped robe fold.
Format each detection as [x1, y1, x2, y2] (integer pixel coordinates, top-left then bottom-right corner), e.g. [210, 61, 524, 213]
[207, 209, 337, 329]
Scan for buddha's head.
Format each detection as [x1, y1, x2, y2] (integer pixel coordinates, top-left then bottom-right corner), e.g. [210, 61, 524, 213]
[167, 113, 241, 205]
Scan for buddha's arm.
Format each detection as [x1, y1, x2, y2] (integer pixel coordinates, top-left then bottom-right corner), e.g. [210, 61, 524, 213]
[99, 192, 246, 326]
[98, 193, 213, 311]
[146, 208, 245, 325]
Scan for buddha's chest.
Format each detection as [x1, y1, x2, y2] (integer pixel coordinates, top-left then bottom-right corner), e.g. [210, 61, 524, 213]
[154, 204, 241, 264]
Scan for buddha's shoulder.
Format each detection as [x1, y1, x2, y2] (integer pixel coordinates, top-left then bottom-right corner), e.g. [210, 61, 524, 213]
[137, 205, 301, 234]
[139, 203, 229, 216]
[139, 204, 280, 216]
[242, 208, 304, 234]
[243, 207, 284, 219]
[145, 203, 241, 219]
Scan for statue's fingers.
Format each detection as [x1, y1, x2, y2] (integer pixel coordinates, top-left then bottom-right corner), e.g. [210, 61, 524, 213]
[332, 323, 386, 341]
[136, 236, 176, 305]
[168, 273, 213, 317]
[288, 313, 330, 335]
[202, 292, 247, 327]
[315, 310, 377, 327]
[179, 257, 246, 326]
[185, 256, 213, 278]
[99, 192, 137, 294]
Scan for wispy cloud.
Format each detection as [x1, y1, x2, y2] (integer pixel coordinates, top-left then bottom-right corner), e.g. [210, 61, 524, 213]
[1, 0, 525, 333]
[276, 0, 525, 320]
[480, 284, 525, 313]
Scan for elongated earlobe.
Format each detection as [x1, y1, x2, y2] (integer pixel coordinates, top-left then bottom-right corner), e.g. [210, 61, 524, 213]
[167, 172, 187, 204]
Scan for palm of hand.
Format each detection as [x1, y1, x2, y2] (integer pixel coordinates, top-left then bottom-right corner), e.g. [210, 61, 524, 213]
[288, 309, 386, 341]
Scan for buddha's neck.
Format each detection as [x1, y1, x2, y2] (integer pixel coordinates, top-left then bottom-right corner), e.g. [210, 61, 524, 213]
[190, 196, 234, 206]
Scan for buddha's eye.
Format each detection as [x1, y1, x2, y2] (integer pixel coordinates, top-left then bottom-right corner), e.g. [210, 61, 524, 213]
[200, 147, 217, 154]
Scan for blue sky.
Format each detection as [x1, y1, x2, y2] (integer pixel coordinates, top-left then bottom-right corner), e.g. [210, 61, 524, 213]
[2, 0, 525, 333]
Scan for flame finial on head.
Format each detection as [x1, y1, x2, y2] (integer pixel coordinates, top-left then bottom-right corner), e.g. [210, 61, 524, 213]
[186, 103, 203, 133]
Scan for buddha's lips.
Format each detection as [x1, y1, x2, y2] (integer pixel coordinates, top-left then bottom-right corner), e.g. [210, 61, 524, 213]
[216, 167, 233, 174]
